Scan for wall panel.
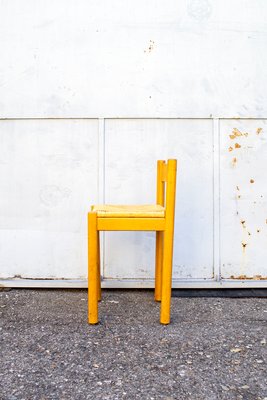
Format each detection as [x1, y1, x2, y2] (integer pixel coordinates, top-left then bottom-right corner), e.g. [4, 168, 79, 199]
[0, 119, 98, 279]
[104, 119, 214, 280]
[220, 119, 267, 280]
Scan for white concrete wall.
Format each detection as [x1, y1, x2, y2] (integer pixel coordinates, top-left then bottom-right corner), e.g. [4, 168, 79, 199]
[1, 0, 267, 119]
[0, 119, 99, 279]
[0, 0, 267, 287]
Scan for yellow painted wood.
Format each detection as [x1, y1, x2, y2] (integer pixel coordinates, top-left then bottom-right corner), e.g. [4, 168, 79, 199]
[155, 160, 165, 302]
[88, 212, 98, 324]
[91, 204, 165, 218]
[156, 160, 165, 206]
[88, 159, 177, 325]
[97, 217, 165, 231]
[155, 231, 163, 301]
[160, 159, 177, 324]
[97, 231, 101, 301]
[161, 162, 168, 182]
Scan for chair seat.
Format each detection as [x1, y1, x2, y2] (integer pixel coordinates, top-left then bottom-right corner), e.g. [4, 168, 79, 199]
[91, 204, 165, 218]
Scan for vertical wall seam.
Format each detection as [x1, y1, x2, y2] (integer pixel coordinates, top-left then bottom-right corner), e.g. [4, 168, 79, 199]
[213, 118, 221, 281]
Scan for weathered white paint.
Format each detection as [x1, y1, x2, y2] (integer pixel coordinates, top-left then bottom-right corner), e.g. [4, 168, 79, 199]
[0, 119, 99, 279]
[0, 0, 266, 287]
[212, 118, 221, 281]
[1, 118, 266, 287]
[220, 119, 267, 280]
[1, 0, 267, 118]
[104, 119, 213, 280]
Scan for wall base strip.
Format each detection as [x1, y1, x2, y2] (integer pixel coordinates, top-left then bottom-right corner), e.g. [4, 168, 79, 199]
[0, 278, 266, 289]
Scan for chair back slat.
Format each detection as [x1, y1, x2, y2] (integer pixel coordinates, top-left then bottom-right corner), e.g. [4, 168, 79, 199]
[156, 160, 166, 206]
[161, 163, 168, 182]
[156, 159, 177, 212]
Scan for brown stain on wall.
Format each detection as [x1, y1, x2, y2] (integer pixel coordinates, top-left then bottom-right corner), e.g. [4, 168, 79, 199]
[229, 127, 265, 277]
[232, 157, 237, 166]
[229, 126, 262, 142]
[229, 128, 249, 139]
[232, 128, 243, 137]
[230, 274, 266, 280]
[144, 40, 155, 53]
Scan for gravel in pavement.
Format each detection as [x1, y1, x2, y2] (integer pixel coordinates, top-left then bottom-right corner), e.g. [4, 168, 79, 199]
[0, 289, 266, 400]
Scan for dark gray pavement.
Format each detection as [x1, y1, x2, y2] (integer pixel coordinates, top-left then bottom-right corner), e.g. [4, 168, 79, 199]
[0, 289, 266, 400]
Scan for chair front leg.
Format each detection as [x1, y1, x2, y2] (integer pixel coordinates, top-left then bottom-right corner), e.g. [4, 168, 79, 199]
[155, 231, 163, 301]
[97, 231, 101, 301]
[88, 212, 99, 324]
[160, 227, 174, 324]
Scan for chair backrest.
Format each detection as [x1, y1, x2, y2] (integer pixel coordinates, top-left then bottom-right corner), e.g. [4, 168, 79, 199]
[156, 159, 177, 220]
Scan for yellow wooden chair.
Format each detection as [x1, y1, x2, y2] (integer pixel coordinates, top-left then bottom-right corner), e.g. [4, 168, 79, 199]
[88, 159, 177, 324]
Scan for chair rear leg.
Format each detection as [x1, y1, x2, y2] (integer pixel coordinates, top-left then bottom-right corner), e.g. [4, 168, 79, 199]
[160, 228, 174, 324]
[155, 231, 163, 301]
[97, 231, 101, 301]
[88, 212, 99, 324]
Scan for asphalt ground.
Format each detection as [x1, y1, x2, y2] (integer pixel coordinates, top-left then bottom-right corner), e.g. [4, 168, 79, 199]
[0, 289, 266, 400]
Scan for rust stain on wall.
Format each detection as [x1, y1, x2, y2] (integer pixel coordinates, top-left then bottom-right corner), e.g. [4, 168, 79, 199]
[232, 157, 237, 166]
[232, 128, 242, 137]
[227, 125, 266, 281]
[229, 128, 249, 139]
[230, 274, 266, 280]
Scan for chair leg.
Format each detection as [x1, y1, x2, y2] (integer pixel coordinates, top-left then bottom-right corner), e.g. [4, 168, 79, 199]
[97, 231, 101, 301]
[155, 231, 163, 301]
[160, 228, 174, 324]
[88, 212, 98, 324]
